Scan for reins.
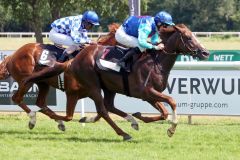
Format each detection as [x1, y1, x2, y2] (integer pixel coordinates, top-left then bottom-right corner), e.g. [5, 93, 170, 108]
[179, 32, 198, 56]
[143, 52, 169, 87]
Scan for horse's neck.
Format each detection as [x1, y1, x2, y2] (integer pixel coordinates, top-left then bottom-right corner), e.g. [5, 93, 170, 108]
[136, 53, 177, 77]
[159, 54, 178, 74]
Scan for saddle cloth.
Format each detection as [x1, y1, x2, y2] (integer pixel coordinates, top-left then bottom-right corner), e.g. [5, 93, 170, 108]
[38, 44, 79, 67]
[96, 46, 131, 72]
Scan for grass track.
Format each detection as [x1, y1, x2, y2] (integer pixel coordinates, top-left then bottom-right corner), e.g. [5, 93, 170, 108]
[0, 113, 239, 160]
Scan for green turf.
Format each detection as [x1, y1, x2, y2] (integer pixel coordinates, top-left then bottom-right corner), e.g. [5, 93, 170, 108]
[0, 113, 239, 160]
[0, 37, 240, 50]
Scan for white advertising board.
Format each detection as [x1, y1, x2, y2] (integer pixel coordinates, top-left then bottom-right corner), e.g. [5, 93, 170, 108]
[0, 50, 240, 115]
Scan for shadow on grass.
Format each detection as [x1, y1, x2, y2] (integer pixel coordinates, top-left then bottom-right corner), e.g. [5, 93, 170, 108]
[0, 129, 140, 143]
[18, 135, 140, 143]
[0, 129, 63, 135]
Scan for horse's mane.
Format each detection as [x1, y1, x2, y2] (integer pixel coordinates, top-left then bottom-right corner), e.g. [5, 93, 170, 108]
[160, 24, 189, 43]
[97, 23, 120, 45]
[107, 23, 120, 33]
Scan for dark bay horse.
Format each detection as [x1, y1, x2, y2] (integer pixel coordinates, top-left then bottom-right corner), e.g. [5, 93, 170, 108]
[0, 23, 139, 131]
[67, 24, 210, 140]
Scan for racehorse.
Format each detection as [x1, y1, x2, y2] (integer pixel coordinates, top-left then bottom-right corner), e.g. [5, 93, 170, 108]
[1, 23, 209, 140]
[66, 24, 210, 140]
[0, 23, 139, 131]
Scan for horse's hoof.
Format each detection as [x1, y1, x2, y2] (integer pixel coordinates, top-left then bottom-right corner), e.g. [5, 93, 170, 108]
[123, 134, 132, 141]
[167, 128, 174, 137]
[131, 123, 139, 131]
[132, 112, 141, 118]
[58, 124, 66, 131]
[79, 117, 87, 123]
[28, 122, 35, 130]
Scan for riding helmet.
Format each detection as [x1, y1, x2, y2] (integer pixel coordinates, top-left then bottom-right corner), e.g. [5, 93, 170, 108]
[82, 11, 100, 25]
[154, 11, 175, 26]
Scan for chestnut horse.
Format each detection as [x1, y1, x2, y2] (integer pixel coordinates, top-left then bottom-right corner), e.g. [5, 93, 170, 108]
[1, 23, 209, 140]
[0, 23, 139, 131]
[64, 24, 210, 140]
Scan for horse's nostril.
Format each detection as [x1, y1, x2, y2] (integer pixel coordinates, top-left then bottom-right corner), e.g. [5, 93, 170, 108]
[203, 51, 210, 56]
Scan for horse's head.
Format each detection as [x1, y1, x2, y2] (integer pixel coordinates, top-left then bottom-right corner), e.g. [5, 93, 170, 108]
[97, 23, 120, 46]
[160, 24, 210, 60]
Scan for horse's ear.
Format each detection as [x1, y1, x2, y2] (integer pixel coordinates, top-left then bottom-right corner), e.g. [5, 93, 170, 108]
[174, 24, 188, 32]
[174, 25, 183, 32]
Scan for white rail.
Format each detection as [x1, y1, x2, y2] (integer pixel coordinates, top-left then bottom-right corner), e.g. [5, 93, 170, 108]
[173, 61, 240, 70]
[0, 32, 240, 38]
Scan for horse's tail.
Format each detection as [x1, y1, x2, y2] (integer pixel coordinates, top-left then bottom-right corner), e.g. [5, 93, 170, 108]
[0, 55, 12, 80]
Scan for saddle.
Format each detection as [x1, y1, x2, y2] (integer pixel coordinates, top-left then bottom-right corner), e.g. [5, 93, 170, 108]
[38, 44, 79, 67]
[96, 46, 132, 73]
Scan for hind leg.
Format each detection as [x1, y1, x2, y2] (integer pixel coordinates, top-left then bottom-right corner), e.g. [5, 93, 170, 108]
[12, 81, 38, 129]
[80, 89, 139, 130]
[90, 88, 131, 141]
[12, 82, 32, 113]
[103, 90, 139, 130]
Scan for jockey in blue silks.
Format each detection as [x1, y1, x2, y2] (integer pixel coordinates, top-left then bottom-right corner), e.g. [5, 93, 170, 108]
[49, 10, 100, 61]
[115, 11, 175, 68]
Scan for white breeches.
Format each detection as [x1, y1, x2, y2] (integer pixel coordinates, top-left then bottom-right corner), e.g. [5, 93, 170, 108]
[115, 26, 144, 51]
[49, 29, 78, 47]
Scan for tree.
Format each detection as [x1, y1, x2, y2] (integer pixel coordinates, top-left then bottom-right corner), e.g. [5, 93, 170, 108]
[1, 0, 48, 43]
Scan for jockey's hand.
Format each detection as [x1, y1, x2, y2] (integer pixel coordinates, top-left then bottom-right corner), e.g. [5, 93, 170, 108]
[154, 43, 164, 50]
[79, 44, 87, 49]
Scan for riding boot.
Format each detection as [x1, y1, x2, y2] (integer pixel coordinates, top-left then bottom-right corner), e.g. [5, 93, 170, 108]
[22, 63, 66, 85]
[117, 47, 141, 68]
[58, 51, 68, 62]
[59, 45, 80, 62]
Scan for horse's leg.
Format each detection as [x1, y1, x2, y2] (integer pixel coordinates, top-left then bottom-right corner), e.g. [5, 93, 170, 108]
[103, 90, 139, 130]
[143, 87, 177, 137]
[90, 89, 132, 141]
[79, 89, 139, 130]
[22, 62, 66, 85]
[12, 81, 41, 130]
[132, 101, 169, 123]
[63, 92, 79, 121]
[36, 82, 65, 131]
[79, 114, 101, 123]
[12, 82, 32, 114]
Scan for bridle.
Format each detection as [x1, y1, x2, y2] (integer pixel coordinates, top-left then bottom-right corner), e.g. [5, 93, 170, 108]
[178, 32, 200, 57]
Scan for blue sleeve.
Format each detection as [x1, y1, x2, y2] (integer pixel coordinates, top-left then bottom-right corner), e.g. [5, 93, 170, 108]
[150, 32, 160, 45]
[138, 22, 154, 49]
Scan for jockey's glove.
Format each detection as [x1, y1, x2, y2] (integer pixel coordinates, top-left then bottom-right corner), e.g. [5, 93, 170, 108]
[154, 45, 162, 50]
[154, 43, 165, 50]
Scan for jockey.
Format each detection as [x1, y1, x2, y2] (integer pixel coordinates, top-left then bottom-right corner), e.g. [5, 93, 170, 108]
[50, 10, 100, 61]
[116, 11, 175, 68]
[21, 11, 100, 85]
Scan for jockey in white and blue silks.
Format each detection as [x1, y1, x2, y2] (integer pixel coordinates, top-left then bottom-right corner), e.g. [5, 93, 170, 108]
[49, 10, 100, 62]
[115, 11, 175, 68]
[20, 11, 100, 87]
